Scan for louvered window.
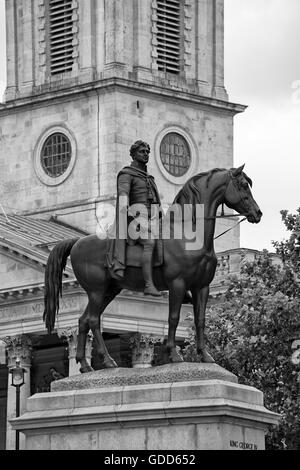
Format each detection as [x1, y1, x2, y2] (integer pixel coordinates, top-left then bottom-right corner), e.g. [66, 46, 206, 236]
[48, 0, 75, 75]
[156, 0, 182, 74]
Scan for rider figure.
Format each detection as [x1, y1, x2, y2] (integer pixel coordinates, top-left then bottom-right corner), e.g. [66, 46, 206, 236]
[108, 140, 162, 297]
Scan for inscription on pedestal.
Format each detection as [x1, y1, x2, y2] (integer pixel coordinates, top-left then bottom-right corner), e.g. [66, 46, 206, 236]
[230, 440, 258, 450]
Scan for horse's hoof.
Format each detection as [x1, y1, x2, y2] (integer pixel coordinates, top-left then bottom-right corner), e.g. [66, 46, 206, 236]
[103, 357, 118, 368]
[80, 365, 94, 373]
[199, 350, 215, 363]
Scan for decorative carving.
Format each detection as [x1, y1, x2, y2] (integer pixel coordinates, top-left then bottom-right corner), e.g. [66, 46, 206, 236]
[3, 335, 33, 368]
[129, 333, 163, 368]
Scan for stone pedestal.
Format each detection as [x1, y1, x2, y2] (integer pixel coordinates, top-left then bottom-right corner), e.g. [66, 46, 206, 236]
[10, 363, 279, 451]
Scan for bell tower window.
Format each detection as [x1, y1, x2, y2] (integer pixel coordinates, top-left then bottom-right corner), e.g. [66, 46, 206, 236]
[155, 0, 183, 74]
[48, 0, 75, 75]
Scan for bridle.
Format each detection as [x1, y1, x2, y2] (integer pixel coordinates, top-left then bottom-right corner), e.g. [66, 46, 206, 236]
[205, 171, 247, 240]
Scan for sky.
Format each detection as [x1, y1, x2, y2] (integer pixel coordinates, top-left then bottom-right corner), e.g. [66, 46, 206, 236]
[0, 0, 299, 251]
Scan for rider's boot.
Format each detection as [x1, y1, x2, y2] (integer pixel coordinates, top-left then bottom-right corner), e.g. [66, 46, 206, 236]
[142, 241, 162, 297]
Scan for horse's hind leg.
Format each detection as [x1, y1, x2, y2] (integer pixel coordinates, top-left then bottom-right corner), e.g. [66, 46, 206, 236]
[76, 307, 94, 373]
[88, 287, 121, 369]
[166, 279, 185, 363]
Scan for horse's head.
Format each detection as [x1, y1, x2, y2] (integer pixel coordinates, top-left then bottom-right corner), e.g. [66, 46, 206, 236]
[224, 165, 262, 224]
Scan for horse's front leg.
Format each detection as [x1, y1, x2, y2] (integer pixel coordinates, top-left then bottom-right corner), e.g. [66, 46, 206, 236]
[166, 279, 186, 363]
[192, 286, 215, 363]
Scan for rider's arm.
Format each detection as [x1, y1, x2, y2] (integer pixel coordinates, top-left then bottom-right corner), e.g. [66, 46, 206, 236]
[117, 172, 131, 213]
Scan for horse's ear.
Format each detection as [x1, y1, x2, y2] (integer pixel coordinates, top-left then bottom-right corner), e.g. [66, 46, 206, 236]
[232, 164, 245, 177]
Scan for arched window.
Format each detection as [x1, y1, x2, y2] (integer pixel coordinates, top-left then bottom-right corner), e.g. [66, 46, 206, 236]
[160, 132, 191, 177]
[41, 133, 72, 178]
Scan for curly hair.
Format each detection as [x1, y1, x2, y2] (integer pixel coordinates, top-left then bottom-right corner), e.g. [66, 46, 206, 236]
[130, 140, 150, 158]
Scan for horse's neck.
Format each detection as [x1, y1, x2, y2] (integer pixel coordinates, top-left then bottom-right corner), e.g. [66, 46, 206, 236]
[198, 179, 218, 252]
[180, 172, 228, 253]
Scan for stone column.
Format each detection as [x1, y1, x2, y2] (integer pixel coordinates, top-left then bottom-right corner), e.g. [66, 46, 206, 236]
[4, 335, 32, 450]
[20, 0, 34, 95]
[212, 0, 228, 100]
[104, 0, 126, 74]
[0, 340, 6, 364]
[196, 0, 210, 96]
[134, 0, 152, 81]
[58, 327, 93, 376]
[78, 0, 96, 81]
[4, 0, 18, 101]
[129, 333, 163, 369]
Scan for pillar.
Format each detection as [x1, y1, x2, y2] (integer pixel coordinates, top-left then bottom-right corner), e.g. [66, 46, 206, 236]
[196, 0, 210, 96]
[212, 0, 228, 100]
[129, 333, 163, 369]
[104, 0, 126, 73]
[78, 0, 96, 81]
[58, 327, 93, 376]
[134, 0, 152, 81]
[4, 335, 32, 450]
[20, 0, 34, 95]
[4, 0, 18, 101]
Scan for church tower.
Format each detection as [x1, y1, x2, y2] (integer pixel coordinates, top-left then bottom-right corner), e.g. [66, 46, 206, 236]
[0, 1, 250, 450]
[0, 0, 245, 249]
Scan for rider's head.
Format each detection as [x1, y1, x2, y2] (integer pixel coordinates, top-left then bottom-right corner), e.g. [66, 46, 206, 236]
[130, 141, 150, 165]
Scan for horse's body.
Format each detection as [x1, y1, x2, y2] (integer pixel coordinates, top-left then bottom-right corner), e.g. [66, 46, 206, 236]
[44, 166, 262, 372]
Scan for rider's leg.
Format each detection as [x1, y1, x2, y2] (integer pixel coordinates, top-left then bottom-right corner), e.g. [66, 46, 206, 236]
[139, 237, 162, 297]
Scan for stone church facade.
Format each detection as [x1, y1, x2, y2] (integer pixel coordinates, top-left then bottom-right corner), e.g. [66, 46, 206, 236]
[0, 0, 254, 450]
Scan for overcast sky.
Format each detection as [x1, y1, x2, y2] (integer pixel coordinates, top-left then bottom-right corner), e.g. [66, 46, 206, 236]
[0, 0, 299, 251]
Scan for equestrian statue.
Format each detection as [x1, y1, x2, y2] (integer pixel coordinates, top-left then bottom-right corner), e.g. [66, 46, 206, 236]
[43, 140, 262, 373]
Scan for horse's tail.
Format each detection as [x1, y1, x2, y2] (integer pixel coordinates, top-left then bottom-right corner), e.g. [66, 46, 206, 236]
[43, 238, 79, 334]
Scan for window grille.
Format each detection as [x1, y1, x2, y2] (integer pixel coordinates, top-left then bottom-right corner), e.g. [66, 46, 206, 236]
[160, 133, 191, 177]
[41, 133, 72, 178]
[156, 0, 182, 74]
[49, 0, 74, 75]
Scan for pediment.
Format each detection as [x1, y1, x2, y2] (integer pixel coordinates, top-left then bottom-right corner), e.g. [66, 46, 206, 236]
[0, 251, 44, 290]
[0, 214, 83, 290]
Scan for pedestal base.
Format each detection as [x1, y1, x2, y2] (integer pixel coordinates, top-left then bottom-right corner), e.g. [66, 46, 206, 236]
[10, 363, 279, 450]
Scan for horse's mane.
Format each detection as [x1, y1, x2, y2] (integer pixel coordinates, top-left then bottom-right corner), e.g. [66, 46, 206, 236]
[173, 167, 253, 206]
[173, 168, 227, 206]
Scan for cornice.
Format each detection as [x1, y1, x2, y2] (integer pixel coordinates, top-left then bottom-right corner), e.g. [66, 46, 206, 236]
[0, 77, 247, 117]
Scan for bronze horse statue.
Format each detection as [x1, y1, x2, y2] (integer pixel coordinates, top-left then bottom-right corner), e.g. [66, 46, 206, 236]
[43, 165, 262, 372]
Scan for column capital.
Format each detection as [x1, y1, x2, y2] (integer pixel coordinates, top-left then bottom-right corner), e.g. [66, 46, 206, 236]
[3, 335, 33, 369]
[58, 327, 93, 376]
[130, 333, 163, 368]
[58, 326, 79, 359]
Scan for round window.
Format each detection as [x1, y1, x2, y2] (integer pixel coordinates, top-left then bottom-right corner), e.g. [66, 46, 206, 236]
[160, 133, 191, 177]
[41, 133, 72, 178]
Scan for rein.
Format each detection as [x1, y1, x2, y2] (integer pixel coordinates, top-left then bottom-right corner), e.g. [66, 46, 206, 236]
[214, 216, 247, 241]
